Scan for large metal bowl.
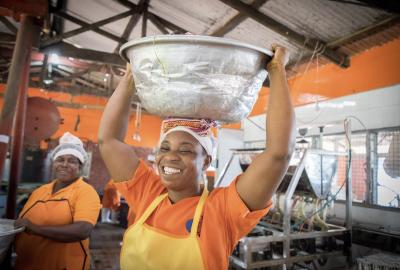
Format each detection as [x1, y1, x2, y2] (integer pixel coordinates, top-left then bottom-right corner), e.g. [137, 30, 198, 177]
[0, 219, 24, 264]
[120, 35, 272, 123]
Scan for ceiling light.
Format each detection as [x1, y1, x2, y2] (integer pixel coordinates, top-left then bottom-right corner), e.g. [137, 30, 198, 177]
[43, 79, 53, 84]
[50, 53, 60, 64]
[318, 101, 356, 109]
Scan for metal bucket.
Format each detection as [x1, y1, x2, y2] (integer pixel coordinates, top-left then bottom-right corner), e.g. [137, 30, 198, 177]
[0, 219, 24, 264]
[120, 35, 272, 123]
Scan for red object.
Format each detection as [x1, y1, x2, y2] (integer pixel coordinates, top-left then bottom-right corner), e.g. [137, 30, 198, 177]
[24, 97, 61, 146]
[0, 0, 48, 17]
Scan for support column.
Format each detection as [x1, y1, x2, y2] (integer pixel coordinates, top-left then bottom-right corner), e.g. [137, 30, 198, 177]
[5, 60, 30, 219]
[0, 15, 36, 218]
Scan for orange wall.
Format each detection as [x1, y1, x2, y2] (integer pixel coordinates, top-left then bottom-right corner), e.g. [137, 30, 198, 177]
[0, 84, 163, 148]
[54, 106, 162, 148]
[251, 38, 400, 116]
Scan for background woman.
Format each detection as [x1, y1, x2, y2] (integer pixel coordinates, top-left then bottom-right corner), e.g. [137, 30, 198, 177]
[14, 132, 101, 270]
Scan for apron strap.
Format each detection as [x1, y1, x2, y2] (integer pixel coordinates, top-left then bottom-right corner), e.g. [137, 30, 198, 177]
[136, 188, 208, 236]
[190, 187, 209, 238]
[136, 193, 168, 225]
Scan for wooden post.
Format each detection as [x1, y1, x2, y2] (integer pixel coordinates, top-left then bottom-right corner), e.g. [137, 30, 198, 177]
[0, 14, 36, 218]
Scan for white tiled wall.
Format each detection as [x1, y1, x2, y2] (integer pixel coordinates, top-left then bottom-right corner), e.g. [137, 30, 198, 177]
[215, 128, 244, 187]
[243, 84, 400, 141]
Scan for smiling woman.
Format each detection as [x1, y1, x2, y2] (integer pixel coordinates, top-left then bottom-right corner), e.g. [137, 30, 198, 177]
[98, 45, 295, 270]
[156, 120, 214, 201]
[13, 132, 101, 270]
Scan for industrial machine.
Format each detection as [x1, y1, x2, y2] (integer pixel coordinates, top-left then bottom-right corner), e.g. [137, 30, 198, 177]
[216, 148, 352, 269]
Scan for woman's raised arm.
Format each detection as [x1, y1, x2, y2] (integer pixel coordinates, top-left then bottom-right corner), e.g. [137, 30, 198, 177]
[98, 64, 140, 182]
[236, 45, 296, 211]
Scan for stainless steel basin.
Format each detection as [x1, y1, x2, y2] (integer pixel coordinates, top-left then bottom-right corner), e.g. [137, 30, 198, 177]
[120, 35, 272, 123]
[0, 218, 24, 264]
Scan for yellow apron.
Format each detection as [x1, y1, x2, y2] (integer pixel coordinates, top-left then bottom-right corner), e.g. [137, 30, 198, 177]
[120, 188, 208, 270]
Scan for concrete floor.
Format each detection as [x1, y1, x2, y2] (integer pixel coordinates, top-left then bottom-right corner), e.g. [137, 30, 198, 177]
[90, 223, 125, 270]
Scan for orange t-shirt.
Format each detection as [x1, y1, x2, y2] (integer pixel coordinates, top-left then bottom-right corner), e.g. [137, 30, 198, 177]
[15, 178, 101, 270]
[107, 179, 135, 227]
[102, 180, 121, 210]
[116, 160, 272, 270]
[20, 178, 101, 225]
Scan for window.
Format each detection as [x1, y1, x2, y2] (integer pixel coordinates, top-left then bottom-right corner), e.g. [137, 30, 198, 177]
[316, 128, 400, 209]
[324, 134, 368, 203]
[376, 130, 400, 208]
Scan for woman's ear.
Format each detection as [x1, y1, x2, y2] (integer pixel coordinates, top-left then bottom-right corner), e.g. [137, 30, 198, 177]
[202, 155, 212, 171]
[78, 162, 84, 173]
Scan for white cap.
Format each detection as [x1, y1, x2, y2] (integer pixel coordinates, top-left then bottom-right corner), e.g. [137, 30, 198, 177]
[52, 132, 88, 163]
[160, 126, 216, 158]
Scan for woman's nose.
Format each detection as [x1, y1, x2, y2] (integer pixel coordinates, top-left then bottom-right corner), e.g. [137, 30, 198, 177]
[162, 150, 180, 161]
[60, 160, 69, 166]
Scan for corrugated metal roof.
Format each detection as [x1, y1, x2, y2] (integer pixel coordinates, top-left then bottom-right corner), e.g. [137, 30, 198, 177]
[259, 0, 392, 41]
[61, 0, 399, 65]
[341, 23, 400, 55]
[1, 0, 398, 95]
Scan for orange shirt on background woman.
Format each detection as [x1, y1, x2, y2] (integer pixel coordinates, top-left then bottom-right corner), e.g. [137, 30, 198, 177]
[14, 132, 101, 270]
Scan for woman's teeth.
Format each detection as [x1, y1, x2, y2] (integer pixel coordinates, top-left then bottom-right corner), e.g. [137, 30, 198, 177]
[163, 167, 181, 175]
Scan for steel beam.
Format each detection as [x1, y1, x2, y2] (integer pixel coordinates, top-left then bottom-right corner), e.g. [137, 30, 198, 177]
[0, 32, 16, 44]
[141, 6, 148, 37]
[0, 17, 17, 34]
[218, 0, 350, 67]
[43, 10, 134, 47]
[211, 0, 269, 37]
[358, 0, 400, 14]
[115, 0, 188, 33]
[40, 41, 125, 66]
[114, 14, 142, 52]
[152, 13, 188, 33]
[286, 16, 399, 75]
[40, 53, 48, 87]
[328, 0, 400, 14]
[327, 15, 400, 48]
[148, 13, 169, 34]
[53, 66, 99, 89]
[114, 0, 149, 52]
[52, 68, 92, 83]
[46, 10, 131, 45]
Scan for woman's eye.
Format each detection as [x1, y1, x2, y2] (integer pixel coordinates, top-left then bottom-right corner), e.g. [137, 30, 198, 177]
[159, 147, 169, 152]
[179, 150, 193, 154]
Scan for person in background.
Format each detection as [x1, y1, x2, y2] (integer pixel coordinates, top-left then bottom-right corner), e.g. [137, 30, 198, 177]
[14, 132, 101, 270]
[102, 153, 158, 226]
[101, 180, 121, 224]
[102, 179, 136, 227]
[98, 45, 295, 270]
